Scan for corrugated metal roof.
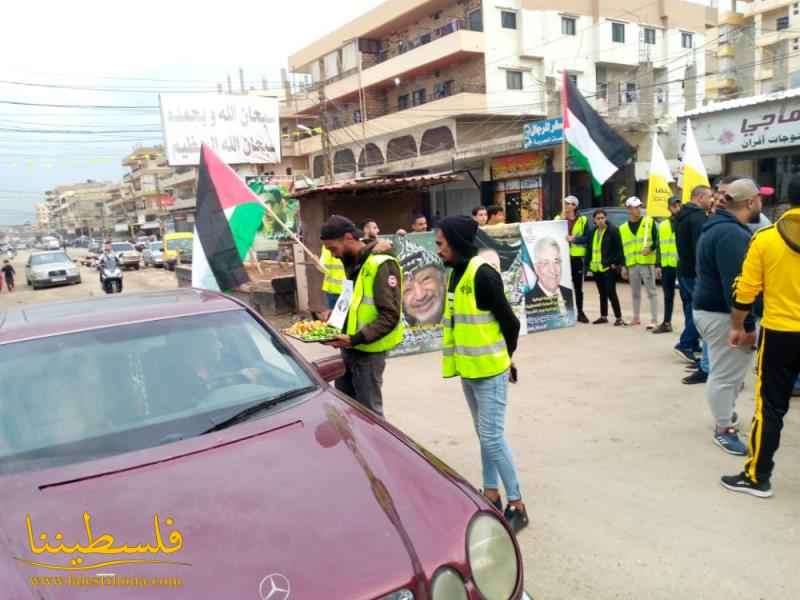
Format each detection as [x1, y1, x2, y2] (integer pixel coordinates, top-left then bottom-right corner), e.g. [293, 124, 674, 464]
[291, 171, 461, 197]
[680, 88, 800, 119]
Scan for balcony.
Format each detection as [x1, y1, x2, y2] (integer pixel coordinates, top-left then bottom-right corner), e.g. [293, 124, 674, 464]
[744, 0, 791, 16]
[717, 45, 735, 58]
[705, 78, 737, 92]
[756, 66, 776, 80]
[757, 30, 795, 47]
[294, 29, 485, 110]
[160, 170, 196, 189]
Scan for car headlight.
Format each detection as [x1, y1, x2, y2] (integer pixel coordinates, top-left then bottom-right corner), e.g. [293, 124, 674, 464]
[467, 514, 518, 600]
[67, 267, 79, 275]
[377, 590, 413, 600]
[33, 272, 47, 280]
[431, 568, 468, 600]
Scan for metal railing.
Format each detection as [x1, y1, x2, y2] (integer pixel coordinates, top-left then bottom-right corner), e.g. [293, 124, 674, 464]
[368, 18, 480, 66]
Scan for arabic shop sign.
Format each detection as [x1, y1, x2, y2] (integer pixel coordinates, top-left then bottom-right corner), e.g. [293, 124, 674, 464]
[491, 152, 546, 179]
[159, 94, 281, 166]
[523, 118, 564, 149]
[690, 98, 800, 155]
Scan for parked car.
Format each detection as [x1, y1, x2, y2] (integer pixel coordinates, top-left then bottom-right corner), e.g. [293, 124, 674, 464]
[0, 290, 532, 599]
[163, 232, 193, 271]
[24, 251, 81, 289]
[41, 236, 61, 251]
[142, 241, 165, 267]
[110, 241, 141, 270]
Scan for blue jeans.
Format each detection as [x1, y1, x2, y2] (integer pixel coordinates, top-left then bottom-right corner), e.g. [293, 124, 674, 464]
[461, 370, 521, 501]
[699, 340, 710, 374]
[677, 276, 701, 352]
[325, 293, 338, 309]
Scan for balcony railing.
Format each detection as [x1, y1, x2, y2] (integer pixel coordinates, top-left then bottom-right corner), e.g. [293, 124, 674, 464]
[367, 18, 480, 66]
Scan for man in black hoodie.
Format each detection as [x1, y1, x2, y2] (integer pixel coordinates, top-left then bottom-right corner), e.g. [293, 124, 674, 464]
[435, 216, 527, 533]
[673, 184, 713, 363]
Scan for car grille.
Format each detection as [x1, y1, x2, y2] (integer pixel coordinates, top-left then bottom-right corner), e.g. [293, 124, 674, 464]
[48, 270, 67, 277]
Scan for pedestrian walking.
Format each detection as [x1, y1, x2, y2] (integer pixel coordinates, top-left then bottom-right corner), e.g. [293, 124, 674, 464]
[558, 195, 590, 323]
[673, 184, 714, 364]
[1, 260, 14, 292]
[320, 215, 404, 417]
[653, 197, 681, 334]
[320, 244, 346, 310]
[619, 197, 660, 328]
[588, 209, 626, 326]
[721, 176, 800, 498]
[435, 215, 527, 532]
[693, 179, 763, 456]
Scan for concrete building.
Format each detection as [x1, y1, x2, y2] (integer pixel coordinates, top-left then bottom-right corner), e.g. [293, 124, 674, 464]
[45, 181, 113, 237]
[285, 0, 713, 217]
[35, 203, 50, 232]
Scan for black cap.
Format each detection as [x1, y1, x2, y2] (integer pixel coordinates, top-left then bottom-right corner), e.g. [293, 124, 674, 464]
[668, 196, 681, 206]
[320, 215, 361, 240]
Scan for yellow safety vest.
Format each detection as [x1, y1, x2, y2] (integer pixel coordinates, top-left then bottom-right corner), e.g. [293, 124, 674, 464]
[442, 256, 511, 380]
[589, 228, 609, 273]
[556, 214, 588, 258]
[320, 246, 345, 295]
[345, 254, 404, 353]
[658, 219, 678, 268]
[619, 217, 657, 267]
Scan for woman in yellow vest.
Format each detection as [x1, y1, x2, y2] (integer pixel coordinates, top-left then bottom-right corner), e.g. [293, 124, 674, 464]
[320, 216, 404, 417]
[653, 197, 682, 334]
[436, 216, 528, 533]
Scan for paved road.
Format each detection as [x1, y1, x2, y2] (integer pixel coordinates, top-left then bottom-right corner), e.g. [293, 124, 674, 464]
[1, 250, 798, 600]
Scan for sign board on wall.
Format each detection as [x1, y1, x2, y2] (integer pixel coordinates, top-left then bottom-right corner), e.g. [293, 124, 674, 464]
[523, 118, 564, 149]
[113, 224, 129, 233]
[687, 97, 800, 155]
[492, 152, 546, 179]
[159, 94, 281, 166]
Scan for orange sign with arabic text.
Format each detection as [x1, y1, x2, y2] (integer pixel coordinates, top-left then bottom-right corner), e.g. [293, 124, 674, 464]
[491, 152, 546, 179]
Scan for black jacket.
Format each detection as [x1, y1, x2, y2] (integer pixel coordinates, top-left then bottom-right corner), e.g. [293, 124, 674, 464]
[674, 203, 707, 278]
[588, 224, 624, 270]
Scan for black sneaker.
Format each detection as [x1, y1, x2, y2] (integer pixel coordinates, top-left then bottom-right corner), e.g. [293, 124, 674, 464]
[720, 472, 773, 498]
[504, 504, 529, 534]
[682, 370, 708, 385]
[614, 318, 627, 327]
[481, 490, 503, 513]
[673, 347, 697, 364]
[577, 312, 590, 324]
[685, 361, 701, 372]
[593, 317, 609, 325]
[652, 322, 673, 334]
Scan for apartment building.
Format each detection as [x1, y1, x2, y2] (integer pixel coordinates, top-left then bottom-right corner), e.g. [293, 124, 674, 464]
[45, 181, 113, 237]
[285, 0, 712, 216]
[35, 203, 50, 232]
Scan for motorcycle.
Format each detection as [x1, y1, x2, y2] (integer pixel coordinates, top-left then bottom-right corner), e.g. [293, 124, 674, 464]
[98, 263, 123, 294]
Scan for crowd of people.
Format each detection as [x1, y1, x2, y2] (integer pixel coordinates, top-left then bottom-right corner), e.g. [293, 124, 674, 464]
[314, 180, 798, 526]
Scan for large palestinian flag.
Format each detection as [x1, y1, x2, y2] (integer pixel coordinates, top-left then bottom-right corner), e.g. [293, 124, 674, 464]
[191, 145, 265, 291]
[563, 73, 635, 196]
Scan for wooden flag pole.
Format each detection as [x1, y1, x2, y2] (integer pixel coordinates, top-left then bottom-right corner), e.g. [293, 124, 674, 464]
[561, 71, 568, 217]
[261, 202, 327, 274]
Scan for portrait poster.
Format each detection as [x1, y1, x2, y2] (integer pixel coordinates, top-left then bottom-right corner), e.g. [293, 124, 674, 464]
[248, 181, 299, 240]
[519, 220, 576, 333]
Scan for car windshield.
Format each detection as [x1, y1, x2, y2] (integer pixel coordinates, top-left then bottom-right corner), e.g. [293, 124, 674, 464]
[112, 243, 134, 252]
[150, 242, 163, 251]
[0, 310, 316, 475]
[31, 253, 69, 266]
[166, 238, 193, 252]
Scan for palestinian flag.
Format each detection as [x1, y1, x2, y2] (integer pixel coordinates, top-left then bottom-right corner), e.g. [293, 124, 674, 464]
[563, 73, 635, 196]
[191, 145, 265, 291]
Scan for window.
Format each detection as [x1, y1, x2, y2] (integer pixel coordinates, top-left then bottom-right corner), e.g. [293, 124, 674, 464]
[794, 37, 800, 51]
[597, 81, 608, 100]
[612, 22, 625, 43]
[398, 94, 410, 110]
[795, 2, 799, 15]
[562, 16, 576, 36]
[644, 28, 656, 45]
[353, 110, 362, 123]
[506, 70, 523, 90]
[625, 82, 637, 103]
[412, 88, 426, 106]
[467, 9, 483, 32]
[777, 16, 790, 31]
[418, 32, 432, 45]
[656, 87, 666, 103]
[681, 32, 694, 48]
[501, 10, 517, 29]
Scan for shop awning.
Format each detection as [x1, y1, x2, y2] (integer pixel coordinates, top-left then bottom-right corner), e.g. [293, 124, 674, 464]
[292, 172, 461, 198]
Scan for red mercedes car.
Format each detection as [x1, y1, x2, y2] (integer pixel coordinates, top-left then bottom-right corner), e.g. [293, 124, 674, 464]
[0, 290, 532, 600]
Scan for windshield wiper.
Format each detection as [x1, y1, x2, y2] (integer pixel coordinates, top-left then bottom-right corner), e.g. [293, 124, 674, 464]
[202, 386, 316, 435]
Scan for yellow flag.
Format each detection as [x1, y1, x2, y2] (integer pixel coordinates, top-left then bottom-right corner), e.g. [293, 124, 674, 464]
[646, 135, 674, 218]
[681, 118, 710, 203]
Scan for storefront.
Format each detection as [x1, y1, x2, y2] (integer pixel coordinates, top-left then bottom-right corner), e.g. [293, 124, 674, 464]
[681, 89, 800, 218]
[490, 151, 547, 222]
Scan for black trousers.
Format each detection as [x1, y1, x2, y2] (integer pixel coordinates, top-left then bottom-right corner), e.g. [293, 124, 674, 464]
[745, 328, 800, 483]
[570, 256, 585, 314]
[335, 348, 387, 417]
[661, 266, 677, 324]
[594, 269, 621, 319]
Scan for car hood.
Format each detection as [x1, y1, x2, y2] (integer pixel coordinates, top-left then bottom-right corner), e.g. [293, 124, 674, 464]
[0, 392, 480, 599]
[31, 262, 74, 272]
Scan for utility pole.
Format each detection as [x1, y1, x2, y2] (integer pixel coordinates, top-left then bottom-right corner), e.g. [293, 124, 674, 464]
[319, 89, 334, 185]
[227, 74, 233, 94]
[239, 67, 246, 95]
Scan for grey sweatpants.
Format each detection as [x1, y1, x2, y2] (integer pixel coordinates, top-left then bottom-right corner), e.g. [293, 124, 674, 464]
[335, 348, 386, 417]
[629, 264, 658, 322]
[694, 309, 754, 429]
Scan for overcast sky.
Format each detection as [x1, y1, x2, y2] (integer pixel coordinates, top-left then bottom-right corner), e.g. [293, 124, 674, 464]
[0, 0, 382, 224]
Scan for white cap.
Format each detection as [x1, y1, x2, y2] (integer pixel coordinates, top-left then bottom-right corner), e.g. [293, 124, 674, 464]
[625, 197, 643, 208]
[564, 195, 579, 207]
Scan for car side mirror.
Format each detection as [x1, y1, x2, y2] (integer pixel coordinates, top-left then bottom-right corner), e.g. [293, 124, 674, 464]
[311, 356, 345, 383]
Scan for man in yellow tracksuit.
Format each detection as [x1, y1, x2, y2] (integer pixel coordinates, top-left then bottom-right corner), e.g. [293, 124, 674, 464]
[321, 215, 403, 417]
[435, 215, 528, 534]
[721, 182, 800, 498]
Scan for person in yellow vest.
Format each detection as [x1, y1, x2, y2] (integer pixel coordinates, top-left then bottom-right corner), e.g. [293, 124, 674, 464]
[321, 216, 403, 417]
[320, 244, 345, 310]
[620, 197, 660, 328]
[653, 196, 682, 334]
[557, 195, 590, 323]
[435, 216, 528, 533]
